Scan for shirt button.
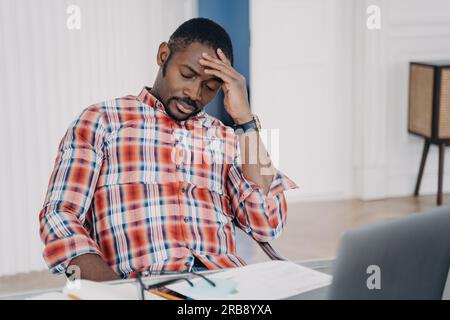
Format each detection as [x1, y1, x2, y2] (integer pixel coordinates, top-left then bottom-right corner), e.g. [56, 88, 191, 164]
[184, 217, 191, 223]
[181, 187, 186, 193]
[176, 164, 181, 170]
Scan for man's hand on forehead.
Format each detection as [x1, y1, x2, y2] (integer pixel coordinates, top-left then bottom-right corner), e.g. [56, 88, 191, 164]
[199, 48, 252, 125]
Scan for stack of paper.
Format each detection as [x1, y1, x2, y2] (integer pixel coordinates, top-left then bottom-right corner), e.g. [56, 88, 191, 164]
[28, 280, 165, 300]
[167, 260, 333, 300]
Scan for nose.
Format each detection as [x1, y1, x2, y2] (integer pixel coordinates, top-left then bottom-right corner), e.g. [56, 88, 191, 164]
[183, 81, 202, 103]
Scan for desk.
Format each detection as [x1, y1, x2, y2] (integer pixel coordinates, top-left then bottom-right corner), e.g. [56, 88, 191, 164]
[0, 259, 334, 300]
[288, 259, 333, 300]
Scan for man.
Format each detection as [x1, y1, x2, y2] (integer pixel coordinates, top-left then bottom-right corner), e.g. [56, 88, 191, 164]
[39, 18, 298, 281]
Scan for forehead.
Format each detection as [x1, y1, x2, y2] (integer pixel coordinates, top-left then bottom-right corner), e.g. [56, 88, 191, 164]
[172, 42, 219, 64]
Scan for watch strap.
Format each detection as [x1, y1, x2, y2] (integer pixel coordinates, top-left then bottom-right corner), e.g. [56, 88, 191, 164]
[233, 114, 260, 133]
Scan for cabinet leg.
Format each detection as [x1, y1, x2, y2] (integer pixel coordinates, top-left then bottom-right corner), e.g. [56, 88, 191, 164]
[414, 140, 430, 196]
[437, 143, 445, 206]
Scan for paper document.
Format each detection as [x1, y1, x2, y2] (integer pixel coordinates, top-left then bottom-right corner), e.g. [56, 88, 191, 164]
[167, 260, 333, 300]
[27, 292, 70, 300]
[62, 280, 166, 300]
[28, 280, 165, 300]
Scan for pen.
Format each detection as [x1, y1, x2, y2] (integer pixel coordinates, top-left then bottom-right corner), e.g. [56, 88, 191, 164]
[148, 289, 184, 300]
[67, 293, 81, 300]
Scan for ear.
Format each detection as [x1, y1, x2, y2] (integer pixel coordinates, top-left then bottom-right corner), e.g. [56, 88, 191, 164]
[156, 42, 171, 67]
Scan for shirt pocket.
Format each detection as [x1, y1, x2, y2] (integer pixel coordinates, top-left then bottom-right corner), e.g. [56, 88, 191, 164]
[97, 124, 174, 188]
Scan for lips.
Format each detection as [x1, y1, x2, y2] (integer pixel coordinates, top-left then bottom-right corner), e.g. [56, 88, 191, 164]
[175, 100, 195, 114]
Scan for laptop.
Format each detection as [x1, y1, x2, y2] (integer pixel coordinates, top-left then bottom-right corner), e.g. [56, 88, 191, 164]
[328, 205, 450, 300]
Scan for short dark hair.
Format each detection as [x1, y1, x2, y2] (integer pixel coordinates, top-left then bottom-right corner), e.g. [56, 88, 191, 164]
[163, 18, 234, 76]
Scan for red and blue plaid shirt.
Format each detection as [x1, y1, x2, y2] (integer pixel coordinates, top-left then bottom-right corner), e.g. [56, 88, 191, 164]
[39, 87, 298, 278]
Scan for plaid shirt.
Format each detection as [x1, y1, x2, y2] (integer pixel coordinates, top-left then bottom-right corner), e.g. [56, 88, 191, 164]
[39, 87, 298, 278]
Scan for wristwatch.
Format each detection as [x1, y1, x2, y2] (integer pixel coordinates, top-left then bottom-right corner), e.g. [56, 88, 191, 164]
[233, 114, 261, 133]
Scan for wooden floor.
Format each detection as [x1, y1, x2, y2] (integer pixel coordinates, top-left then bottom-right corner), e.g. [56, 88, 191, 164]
[1, 194, 449, 296]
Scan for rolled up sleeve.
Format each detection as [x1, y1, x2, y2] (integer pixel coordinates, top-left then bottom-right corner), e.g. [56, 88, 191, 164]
[39, 106, 105, 274]
[226, 142, 299, 242]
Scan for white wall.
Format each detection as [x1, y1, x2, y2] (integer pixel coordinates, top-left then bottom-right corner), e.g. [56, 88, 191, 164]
[250, 0, 450, 202]
[250, 0, 354, 202]
[0, 0, 196, 276]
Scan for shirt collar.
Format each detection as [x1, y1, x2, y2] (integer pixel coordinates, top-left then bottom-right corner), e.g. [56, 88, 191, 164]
[137, 87, 207, 123]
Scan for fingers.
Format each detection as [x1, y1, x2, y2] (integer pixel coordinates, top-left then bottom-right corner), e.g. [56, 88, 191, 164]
[216, 48, 231, 66]
[203, 68, 235, 84]
[201, 50, 228, 66]
[199, 57, 238, 80]
[200, 49, 246, 85]
[201, 51, 237, 74]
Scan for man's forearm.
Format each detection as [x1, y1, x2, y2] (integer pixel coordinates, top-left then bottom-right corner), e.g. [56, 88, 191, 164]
[239, 130, 275, 195]
[68, 253, 121, 282]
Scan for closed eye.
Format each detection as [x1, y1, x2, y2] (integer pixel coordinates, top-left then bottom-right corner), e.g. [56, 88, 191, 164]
[181, 73, 195, 79]
[205, 80, 221, 92]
